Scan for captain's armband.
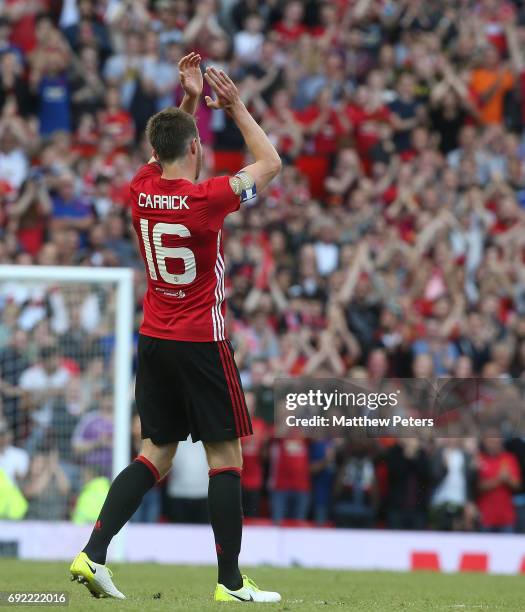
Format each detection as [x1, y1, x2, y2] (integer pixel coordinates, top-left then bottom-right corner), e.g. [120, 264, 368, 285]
[229, 171, 257, 204]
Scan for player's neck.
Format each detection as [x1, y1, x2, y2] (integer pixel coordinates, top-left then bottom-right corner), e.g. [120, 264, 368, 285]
[160, 161, 195, 183]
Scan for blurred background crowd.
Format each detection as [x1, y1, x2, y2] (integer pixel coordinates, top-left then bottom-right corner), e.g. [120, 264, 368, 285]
[2, 0, 525, 531]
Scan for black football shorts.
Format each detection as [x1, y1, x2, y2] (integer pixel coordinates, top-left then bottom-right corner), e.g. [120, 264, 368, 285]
[135, 334, 252, 444]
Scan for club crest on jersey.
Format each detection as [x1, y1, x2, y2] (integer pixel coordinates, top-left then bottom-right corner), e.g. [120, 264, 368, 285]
[138, 193, 190, 210]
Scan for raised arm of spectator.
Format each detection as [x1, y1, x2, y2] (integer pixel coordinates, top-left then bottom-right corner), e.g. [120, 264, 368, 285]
[328, 302, 361, 363]
[183, 2, 227, 46]
[268, 271, 289, 314]
[9, 179, 52, 225]
[337, 241, 368, 305]
[303, 330, 345, 376]
[505, 22, 524, 74]
[204, 66, 282, 194]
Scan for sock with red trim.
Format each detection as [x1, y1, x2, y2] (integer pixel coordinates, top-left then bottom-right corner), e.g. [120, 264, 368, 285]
[82, 456, 158, 564]
[208, 467, 243, 590]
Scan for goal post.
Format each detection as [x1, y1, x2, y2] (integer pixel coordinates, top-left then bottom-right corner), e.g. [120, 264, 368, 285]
[0, 265, 134, 483]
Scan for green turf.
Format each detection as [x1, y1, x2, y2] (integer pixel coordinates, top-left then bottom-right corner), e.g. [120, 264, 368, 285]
[0, 560, 522, 611]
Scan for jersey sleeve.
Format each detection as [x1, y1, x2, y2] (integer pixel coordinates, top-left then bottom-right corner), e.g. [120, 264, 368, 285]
[204, 176, 241, 232]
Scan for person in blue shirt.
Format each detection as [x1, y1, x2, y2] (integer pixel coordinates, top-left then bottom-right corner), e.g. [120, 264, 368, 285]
[34, 51, 71, 136]
[309, 438, 338, 524]
[51, 173, 92, 246]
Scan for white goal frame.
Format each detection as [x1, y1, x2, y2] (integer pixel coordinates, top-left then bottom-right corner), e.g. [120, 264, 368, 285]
[0, 265, 134, 481]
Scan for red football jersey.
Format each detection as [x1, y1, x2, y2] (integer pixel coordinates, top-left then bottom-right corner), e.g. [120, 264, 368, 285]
[477, 451, 520, 527]
[130, 163, 240, 342]
[269, 437, 311, 492]
[241, 417, 268, 491]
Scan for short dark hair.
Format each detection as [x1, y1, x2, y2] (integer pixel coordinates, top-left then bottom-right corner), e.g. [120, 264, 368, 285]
[146, 107, 197, 164]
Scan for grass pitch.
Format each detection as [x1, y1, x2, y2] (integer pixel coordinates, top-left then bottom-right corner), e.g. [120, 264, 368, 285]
[0, 560, 522, 611]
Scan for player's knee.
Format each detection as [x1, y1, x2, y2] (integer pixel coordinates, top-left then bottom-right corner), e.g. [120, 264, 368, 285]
[140, 439, 177, 478]
[204, 438, 243, 470]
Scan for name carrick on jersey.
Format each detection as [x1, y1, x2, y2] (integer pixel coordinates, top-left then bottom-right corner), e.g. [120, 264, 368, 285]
[130, 163, 240, 342]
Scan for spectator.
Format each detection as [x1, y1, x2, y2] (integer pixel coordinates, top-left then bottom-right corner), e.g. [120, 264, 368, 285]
[430, 438, 476, 531]
[273, 1, 307, 45]
[0, 329, 29, 440]
[166, 436, 209, 524]
[240, 392, 268, 518]
[0, 418, 29, 484]
[333, 440, 377, 528]
[98, 87, 135, 150]
[476, 429, 521, 533]
[234, 13, 264, 65]
[23, 440, 70, 520]
[469, 45, 514, 126]
[50, 172, 93, 236]
[269, 432, 311, 523]
[19, 345, 70, 452]
[8, 176, 52, 257]
[72, 390, 113, 478]
[310, 437, 337, 524]
[0, 51, 32, 117]
[70, 46, 105, 122]
[384, 439, 430, 530]
[388, 73, 424, 153]
[0, 118, 28, 191]
[32, 48, 71, 137]
[63, 0, 111, 58]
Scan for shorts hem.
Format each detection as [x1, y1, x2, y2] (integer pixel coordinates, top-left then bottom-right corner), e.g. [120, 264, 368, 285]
[141, 433, 188, 445]
[193, 430, 244, 443]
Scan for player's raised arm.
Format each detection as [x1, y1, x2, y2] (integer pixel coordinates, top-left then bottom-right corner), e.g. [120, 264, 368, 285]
[204, 67, 281, 199]
[148, 52, 202, 164]
[178, 51, 203, 116]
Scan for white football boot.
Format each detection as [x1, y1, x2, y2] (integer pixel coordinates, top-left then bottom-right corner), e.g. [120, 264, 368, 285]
[70, 552, 125, 599]
[214, 575, 281, 602]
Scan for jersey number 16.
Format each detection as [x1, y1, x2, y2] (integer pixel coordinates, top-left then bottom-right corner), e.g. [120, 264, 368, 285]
[139, 219, 196, 285]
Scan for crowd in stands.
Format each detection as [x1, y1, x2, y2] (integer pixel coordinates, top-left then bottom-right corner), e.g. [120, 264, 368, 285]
[2, 0, 525, 530]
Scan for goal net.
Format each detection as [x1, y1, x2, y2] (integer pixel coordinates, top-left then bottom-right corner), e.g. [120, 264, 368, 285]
[0, 266, 133, 523]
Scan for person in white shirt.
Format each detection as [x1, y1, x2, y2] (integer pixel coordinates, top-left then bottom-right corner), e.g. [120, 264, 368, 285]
[430, 438, 475, 530]
[0, 122, 28, 190]
[166, 436, 210, 523]
[0, 419, 29, 484]
[19, 345, 70, 452]
[234, 14, 264, 64]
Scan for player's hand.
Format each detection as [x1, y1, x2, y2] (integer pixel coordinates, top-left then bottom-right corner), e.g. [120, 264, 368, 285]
[179, 52, 203, 98]
[204, 67, 241, 111]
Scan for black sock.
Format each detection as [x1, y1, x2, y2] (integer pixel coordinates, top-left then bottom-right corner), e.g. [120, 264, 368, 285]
[208, 467, 243, 590]
[83, 456, 158, 564]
